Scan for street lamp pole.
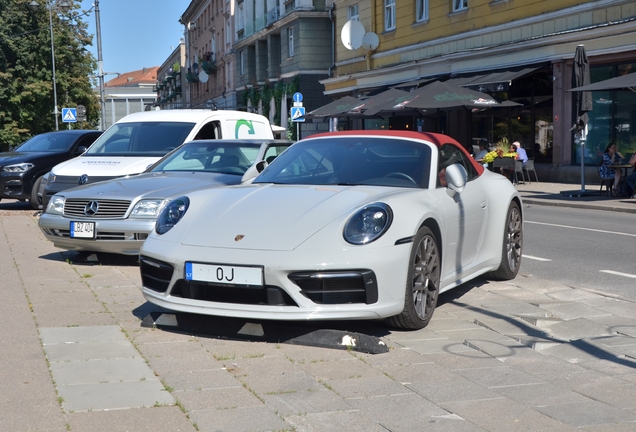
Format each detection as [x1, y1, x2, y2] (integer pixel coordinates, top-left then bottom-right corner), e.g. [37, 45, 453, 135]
[47, 4, 60, 131]
[94, 0, 106, 130]
[29, 0, 70, 131]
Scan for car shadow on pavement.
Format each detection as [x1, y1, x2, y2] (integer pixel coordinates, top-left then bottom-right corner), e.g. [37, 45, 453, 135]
[38, 250, 139, 267]
[130, 279, 490, 355]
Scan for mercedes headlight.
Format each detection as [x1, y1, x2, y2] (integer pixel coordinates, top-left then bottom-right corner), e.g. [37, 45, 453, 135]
[343, 203, 393, 245]
[156, 197, 189, 235]
[2, 163, 34, 173]
[46, 195, 65, 215]
[130, 199, 165, 217]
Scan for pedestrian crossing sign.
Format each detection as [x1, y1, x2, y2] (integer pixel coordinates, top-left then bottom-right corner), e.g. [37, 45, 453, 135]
[62, 108, 77, 123]
[290, 106, 305, 122]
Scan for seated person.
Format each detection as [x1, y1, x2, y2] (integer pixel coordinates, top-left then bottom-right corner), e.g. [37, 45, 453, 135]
[474, 139, 490, 168]
[623, 151, 636, 198]
[513, 141, 528, 167]
[599, 142, 623, 196]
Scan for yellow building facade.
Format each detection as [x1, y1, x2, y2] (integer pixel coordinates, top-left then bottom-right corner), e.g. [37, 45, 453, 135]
[322, 0, 636, 173]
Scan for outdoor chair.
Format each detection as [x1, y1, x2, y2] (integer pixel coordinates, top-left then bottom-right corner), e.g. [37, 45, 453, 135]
[596, 162, 614, 196]
[523, 158, 539, 183]
[514, 161, 526, 184]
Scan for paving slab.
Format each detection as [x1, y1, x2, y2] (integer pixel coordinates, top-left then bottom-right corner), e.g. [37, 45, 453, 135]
[543, 317, 617, 340]
[441, 397, 577, 431]
[536, 400, 636, 427]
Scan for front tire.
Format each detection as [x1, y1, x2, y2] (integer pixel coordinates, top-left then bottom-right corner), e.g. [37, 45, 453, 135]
[30, 175, 43, 210]
[487, 201, 522, 280]
[388, 226, 441, 330]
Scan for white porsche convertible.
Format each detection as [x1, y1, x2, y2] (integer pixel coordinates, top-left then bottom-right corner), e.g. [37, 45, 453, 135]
[140, 130, 523, 329]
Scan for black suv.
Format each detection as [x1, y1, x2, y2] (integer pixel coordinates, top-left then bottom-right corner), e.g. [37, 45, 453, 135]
[0, 130, 102, 209]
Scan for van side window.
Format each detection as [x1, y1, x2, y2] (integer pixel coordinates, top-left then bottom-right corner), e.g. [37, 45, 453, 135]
[194, 122, 221, 140]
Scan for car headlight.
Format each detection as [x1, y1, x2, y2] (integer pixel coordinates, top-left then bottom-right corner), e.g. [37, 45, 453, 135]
[343, 203, 393, 245]
[2, 163, 34, 173]
[155, 196, 189, 235]
[40, 172, 50, 186]
[47, 173, 57, 184]
[46, 195, 65, 215]
[130, 199, 165, 217]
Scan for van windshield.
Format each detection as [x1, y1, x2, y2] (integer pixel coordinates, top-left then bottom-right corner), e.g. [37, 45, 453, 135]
[85, 121, 196, 156]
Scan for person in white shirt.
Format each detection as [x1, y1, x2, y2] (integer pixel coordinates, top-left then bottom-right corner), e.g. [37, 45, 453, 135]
[513, 141, 528, 167]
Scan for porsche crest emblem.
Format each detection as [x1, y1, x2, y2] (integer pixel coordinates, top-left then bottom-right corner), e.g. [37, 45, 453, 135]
[234, 235, 245, 242]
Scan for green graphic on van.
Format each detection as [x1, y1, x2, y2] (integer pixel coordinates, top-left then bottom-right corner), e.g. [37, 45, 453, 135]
[235, 119, 256, 138]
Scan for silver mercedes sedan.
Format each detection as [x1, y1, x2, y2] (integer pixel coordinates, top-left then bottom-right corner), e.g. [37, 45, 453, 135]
[38, 139, 293, 255]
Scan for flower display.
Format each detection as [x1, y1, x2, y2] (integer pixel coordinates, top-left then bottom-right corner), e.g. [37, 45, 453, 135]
[482, 137, 518, 164]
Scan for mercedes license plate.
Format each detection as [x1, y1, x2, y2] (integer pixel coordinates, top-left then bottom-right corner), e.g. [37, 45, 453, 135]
[70, 221, 95, 239]
[185, 262, 263, 287]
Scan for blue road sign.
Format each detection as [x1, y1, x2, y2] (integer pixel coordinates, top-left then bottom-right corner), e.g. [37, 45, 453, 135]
[293, 92, 303, 103]
[290, 107, 305, 122]
[62, 108, 77, 123]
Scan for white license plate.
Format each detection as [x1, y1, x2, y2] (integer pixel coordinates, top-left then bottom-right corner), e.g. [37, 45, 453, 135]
[70, 221, 95, 239]
[185, 262, 263, 287]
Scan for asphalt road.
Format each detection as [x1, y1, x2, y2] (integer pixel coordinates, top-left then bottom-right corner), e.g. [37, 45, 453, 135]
[520, 202, 636, 300]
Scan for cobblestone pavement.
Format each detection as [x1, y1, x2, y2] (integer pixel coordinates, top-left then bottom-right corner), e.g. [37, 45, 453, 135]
[1, 192, 636, 431]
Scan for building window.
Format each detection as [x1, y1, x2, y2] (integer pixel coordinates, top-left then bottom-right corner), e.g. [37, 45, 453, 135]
[385, 0, 396, 31]
[226, 22, 231, 45]
[288, 27, 294, 57]
[348, 4, 359, 21]
[240, 51, 245, 75]
[452, 0, 468, 12]
[416, 0, 428, 22]
[237, 2, 245, 30]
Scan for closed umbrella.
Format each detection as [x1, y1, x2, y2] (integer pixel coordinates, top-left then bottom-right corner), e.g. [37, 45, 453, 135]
[562, 45, 595, 197]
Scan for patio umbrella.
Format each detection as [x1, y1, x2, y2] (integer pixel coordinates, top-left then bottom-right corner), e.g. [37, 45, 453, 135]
[364, 81, 501, 115]
[357, 88, 414, 116]
[562, 45, 594, 197]
[569, 71, 636, 92]
[305, 96, 364, 118]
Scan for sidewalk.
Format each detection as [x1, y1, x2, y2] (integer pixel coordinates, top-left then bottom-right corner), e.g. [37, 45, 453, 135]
[1, 190, 636, 431]
[515, 181, 636, 214]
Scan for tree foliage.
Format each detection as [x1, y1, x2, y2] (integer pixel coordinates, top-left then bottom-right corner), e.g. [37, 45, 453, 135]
[0, 0, 100, 149]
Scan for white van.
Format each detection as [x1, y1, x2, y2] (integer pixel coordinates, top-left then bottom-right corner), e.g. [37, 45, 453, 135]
[40, 109, 275, 208]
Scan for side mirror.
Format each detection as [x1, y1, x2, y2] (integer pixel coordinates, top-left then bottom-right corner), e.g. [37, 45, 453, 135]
[240, 160, 268, 184]
[445, 163, 467, 198]
[74, 146, 87, 155]
[255, 160, 268, 173]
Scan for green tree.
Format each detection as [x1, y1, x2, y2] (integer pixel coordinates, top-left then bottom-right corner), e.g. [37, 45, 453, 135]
[0, 0, 99, 150]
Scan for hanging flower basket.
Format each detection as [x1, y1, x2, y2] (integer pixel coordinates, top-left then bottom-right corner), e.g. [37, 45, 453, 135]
[186, 72, 199, 83]
[201, 61, 216, 74]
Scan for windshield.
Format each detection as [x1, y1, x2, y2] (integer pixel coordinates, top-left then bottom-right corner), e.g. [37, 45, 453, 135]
[85, 121, 195, 156]
[254, 137, 432, 188]
[149, 141, 290, 175]
[15, 133, 78, 152]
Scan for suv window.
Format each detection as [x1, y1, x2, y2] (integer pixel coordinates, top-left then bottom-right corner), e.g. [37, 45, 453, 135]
[86, 122, 196, 156]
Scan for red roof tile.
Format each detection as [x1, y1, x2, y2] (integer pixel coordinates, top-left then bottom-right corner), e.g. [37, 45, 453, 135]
[105, 67, 159, 87]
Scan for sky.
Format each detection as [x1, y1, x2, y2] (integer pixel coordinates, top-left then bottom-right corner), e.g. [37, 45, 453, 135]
[79, 0, 190, 82]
